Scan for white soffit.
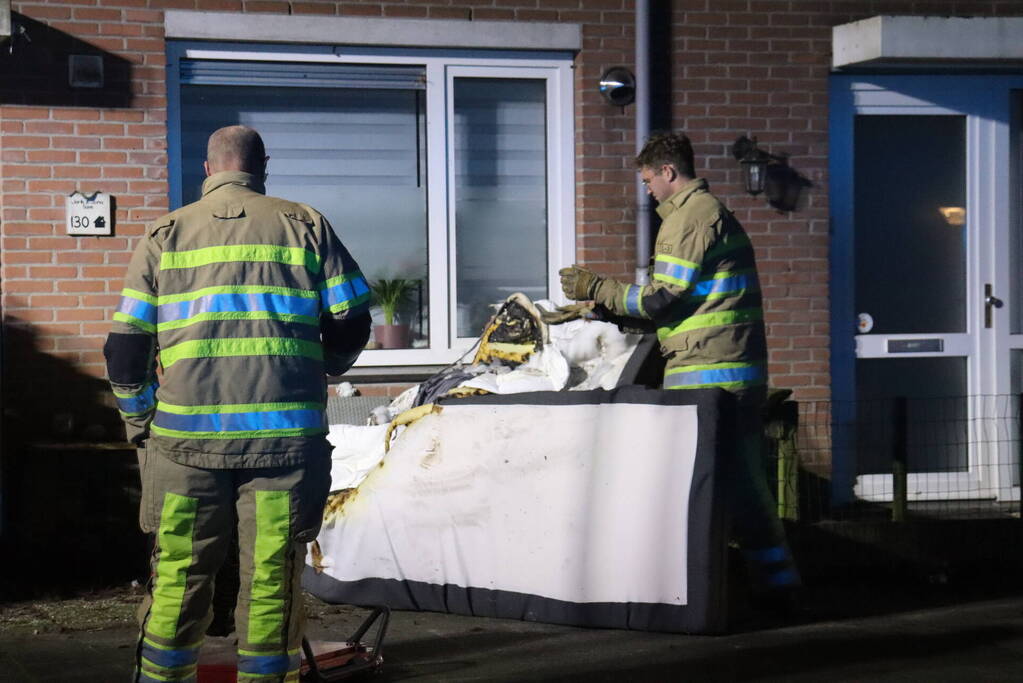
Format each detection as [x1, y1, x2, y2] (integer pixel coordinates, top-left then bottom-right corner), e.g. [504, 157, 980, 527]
[164, 10, 581, 52]
[833, 15, 1023, 69]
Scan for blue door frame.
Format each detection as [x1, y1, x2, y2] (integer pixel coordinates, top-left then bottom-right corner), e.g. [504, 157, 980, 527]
[828, 73, 1023, 505]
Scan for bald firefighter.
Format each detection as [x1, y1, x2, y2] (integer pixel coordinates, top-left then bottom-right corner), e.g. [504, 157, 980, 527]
[560, 132, 800, 601]
[105, 125, 370, 682]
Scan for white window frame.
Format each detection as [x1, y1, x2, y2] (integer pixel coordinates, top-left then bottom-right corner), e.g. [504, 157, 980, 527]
[176, 45, 575, 368]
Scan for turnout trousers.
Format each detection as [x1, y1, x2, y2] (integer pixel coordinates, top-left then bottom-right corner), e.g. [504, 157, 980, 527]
[133, 446, 330, 683]
[665, 382, 801, 593]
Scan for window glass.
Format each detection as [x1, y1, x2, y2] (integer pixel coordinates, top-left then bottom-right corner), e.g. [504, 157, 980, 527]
[453, 78, 548, 338]
[181, 84, 429, 348]
[854, 115, 966, 335]
[855, 357, 968, 475]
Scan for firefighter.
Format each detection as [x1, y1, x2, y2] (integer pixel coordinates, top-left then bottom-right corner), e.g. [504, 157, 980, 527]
[560, 132, 800, 601]
[104, 125, 370, 682]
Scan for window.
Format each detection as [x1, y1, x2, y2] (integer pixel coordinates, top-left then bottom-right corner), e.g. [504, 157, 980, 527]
[168, 43, 574, 367]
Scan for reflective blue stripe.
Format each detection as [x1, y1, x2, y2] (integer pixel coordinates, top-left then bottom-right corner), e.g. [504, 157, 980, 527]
[158, 292, 319, 324]
[767, 568, 801, 588]
[624, 285, 644, 317]
[692, 272, 757, 297]
[664, 365, 764, 388]
[653, 258, 697, 285]
[744, 546, 789, 565]
[118, 295, 157, 326]
[154, 408, 325, 433]
[321, 276, 371, 312]
[140, 641, 199, 669]
[237, 651, 301, 675]
[116, 382, 158, 415]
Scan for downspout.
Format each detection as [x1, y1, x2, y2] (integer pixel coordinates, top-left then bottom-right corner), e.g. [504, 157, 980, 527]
[634, 0, 651, 285]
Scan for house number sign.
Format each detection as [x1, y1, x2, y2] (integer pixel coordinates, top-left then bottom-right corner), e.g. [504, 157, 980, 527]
[66, 190, 112, 236]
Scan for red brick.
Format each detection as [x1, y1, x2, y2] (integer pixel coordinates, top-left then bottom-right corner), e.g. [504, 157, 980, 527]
[52, 109, 102, 121]
[51, 136, 103, 149]
[26, 150, 77, 163]
[3, 136, 51, 149]
[57, 252, 105, 264]
[3, 165, 52, 178]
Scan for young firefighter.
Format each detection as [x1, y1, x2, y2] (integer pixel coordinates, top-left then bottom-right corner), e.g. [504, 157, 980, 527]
[559, 132, 800, 601]
[105, 125, 370, 682]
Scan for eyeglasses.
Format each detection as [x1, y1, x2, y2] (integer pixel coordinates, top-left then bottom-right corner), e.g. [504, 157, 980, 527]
[640, 165, 671, 186]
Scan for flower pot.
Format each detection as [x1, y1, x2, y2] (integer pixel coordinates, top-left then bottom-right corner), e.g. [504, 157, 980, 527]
[373, 324, 411, 349]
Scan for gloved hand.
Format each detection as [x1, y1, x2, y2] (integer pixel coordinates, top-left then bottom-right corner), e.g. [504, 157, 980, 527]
[559, 265, 600, 301]
[539, 301, 597, 325]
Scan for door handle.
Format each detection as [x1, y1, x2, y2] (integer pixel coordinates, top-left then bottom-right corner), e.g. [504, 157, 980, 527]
[984, 283, 1003, 329]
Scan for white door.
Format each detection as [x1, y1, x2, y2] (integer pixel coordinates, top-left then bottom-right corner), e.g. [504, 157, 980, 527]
[830, 75, 1023, 504]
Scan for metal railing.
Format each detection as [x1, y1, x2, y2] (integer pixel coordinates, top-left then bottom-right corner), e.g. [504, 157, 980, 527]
[766, 393, 1023, 523]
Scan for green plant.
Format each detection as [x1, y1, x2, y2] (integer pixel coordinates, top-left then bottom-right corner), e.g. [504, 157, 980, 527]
[370, 278, 418, 326]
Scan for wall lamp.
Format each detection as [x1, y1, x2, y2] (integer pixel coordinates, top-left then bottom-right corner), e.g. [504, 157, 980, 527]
[731, 135, 810, 211]
[731, 135, 777, 196]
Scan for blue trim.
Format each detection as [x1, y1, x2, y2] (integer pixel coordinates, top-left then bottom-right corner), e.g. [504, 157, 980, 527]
[321, 277, 371, 313]
[766, 568, 801, 588]
[118, 296, 157, 326]
[653, 258, 697, 285]
[624, 284, 644, 317]
[158, 292, 320, 324]
[153, 408, 325, 433]
[828, 74, 857, 507]
[237, 651, 301, 675]
[664, 364, 764, 389]
[141, 642, 199, 669]
[116, 382, 158, 416]
[691, 273, 756, 297]
[743, 546, 788, 565]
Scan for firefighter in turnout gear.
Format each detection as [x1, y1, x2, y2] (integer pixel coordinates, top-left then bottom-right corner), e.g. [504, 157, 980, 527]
[560, 132, 800, 600]
[104, 125, 371, 682]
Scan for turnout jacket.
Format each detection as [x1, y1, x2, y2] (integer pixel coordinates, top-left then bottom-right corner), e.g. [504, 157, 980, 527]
[104, 171, 371, 468]
[592, 178, 767, 392]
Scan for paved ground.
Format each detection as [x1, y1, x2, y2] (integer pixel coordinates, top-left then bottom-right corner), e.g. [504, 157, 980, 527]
[2, 581, 1023, 682]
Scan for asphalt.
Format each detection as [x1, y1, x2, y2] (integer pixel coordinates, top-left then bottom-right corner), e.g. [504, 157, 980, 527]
[2, 582, 1023, 682]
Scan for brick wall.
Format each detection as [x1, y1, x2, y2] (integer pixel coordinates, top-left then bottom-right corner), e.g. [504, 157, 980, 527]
[1, 0, 1019, 439]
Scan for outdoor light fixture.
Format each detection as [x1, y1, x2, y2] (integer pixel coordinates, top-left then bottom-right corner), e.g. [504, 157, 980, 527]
[598, 66, 636, 107]
[730, 135, 810, 211]
[731, 135, 773, 196]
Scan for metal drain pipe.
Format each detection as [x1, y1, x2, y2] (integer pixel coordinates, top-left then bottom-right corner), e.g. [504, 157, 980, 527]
[634, 0, 651, 285]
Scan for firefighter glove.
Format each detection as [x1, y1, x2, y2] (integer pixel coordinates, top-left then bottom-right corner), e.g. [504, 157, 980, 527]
[539, 301, 597, 325]
[559, 265, 600, 301]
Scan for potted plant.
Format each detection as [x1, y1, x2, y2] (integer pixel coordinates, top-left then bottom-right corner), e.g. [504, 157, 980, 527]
[370, 278, 418, 349]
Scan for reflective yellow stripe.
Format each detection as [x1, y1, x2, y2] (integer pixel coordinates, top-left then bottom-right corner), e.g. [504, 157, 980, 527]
[147, 493, 197, 640]
[248, 490, 291, 645]
[657, 307, 763, 340]
[159, 337, 323, 369]
[160, 245, 321, 274]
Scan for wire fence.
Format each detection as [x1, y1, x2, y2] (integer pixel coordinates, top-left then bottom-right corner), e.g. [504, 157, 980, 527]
[766, 393, 1022, 523]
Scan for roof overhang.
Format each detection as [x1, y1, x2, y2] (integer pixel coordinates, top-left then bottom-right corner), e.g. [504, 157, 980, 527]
[833, 15, 1023, 70]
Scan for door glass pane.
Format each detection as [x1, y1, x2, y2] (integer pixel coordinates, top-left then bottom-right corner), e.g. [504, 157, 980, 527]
[181, 84, 429, 349]
[453, 78, 548, 338]
[854, 115, 966, 334]
[855, 358, 968, 474]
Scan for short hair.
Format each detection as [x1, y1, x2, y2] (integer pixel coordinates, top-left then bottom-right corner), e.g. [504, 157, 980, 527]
[206, 125, 266, 175]
[634, 132, 695, 178]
